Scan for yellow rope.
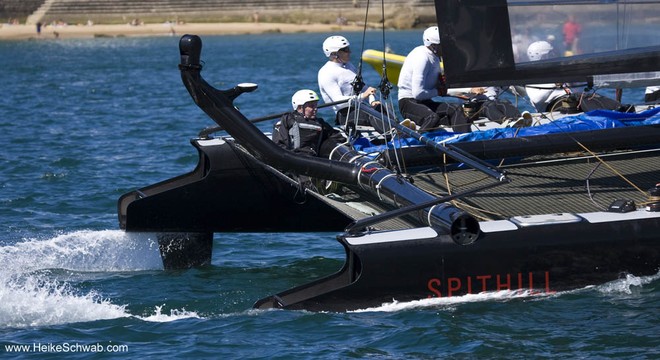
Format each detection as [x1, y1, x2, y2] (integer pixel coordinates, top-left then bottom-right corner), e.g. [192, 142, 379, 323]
[639, 195, 660, 206]
[574, 141, 647, 195]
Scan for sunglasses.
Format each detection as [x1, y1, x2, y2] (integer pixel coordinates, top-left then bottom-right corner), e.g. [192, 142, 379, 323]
[338, 47, 351, 53]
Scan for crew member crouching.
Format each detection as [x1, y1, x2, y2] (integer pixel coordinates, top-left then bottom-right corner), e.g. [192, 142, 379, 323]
[272, 89, 345, 157]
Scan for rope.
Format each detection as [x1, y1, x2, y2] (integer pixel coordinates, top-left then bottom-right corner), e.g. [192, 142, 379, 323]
[351, 0, 369, 96]
[378, 0, 392, 100]
[347, 0, 408, 177]
[574, 140, 647, 195]
[642, 195, 660, 206]
[539, 95, 649, 197]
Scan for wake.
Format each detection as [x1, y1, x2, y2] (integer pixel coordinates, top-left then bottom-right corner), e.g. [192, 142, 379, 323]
[0, 230, 163, 273]
[351, 271, 660, 313]
[0, 230, 200, 329]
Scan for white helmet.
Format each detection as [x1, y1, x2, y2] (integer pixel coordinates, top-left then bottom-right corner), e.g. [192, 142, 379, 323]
[291, 89, 319, 109]
[322, 36, 350, 57]
[527, 41, 554, 61]
[423, 26, 440, 47]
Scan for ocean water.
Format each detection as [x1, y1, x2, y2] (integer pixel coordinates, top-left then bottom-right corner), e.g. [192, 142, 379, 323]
[1, 31, 658, 358]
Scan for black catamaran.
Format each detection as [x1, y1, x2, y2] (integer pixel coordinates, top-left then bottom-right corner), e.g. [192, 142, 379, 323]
[118, 0, 660, 311]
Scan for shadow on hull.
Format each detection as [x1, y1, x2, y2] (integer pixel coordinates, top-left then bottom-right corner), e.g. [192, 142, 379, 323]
[255, 217, 660, 311]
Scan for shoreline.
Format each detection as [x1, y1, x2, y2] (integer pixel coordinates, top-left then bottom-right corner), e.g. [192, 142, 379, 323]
[0, 22, 367, 41]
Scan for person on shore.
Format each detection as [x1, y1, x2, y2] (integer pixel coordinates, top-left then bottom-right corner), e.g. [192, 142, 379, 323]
[317, 35, 388, 133]
[524, 41, 623, 113]
[397, 26, 471, 132]
[272, 89, 344, 157]
[562, 15, 581, 55]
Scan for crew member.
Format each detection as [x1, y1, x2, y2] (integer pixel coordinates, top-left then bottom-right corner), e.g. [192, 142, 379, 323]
[397, 26, 471, 132]
[448, 86, 523, 123]
[645, 86, 660, 103]
[318, 35, 388, 133]
[272, 89, 344, 157]
[525, 41, 623, 113]
[524, 41, 569, 112]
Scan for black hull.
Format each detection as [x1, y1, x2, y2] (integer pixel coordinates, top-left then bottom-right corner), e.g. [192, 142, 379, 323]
[119, 139, 352, 233]
[118, 138, 352, 270]
[118, 34, 659, 308]
[255, 214, 660, 311]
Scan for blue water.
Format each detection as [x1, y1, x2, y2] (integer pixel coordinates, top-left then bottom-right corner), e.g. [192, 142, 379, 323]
[1, 32, 658, 358]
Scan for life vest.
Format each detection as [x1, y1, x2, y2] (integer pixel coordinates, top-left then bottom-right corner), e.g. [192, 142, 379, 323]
[277, 112, 325, 156]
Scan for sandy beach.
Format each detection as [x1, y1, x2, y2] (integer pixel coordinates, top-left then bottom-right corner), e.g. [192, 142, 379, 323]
[0, 22, 365, 41]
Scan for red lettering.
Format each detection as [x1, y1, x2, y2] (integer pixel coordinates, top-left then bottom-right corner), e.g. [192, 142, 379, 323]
[545, 271, 556, 293]
[497, 274, 511, 290]
[447, 277, 461, 297]
[427, 278, 442, 298]
[527, 272, 545, 295]
[427, 269, 555, 298]
[476, 275, 491, 292]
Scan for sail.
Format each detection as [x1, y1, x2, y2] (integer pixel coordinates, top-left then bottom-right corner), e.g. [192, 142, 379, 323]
[435, 0, 660, 88]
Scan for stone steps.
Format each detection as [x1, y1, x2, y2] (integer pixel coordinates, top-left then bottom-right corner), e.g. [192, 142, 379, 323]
[43, 0, 416, 14]
[1, 0, 46, 21]
[4, 0, 434, 25]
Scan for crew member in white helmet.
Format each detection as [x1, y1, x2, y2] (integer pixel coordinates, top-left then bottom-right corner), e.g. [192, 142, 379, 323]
[523, 41, 570, 112]
[524, 40, 624, 113]
[397, 26, 470, 132]
[272, 89, 344, 157]
[645, 86, 660, 103]
[317, 35, 388, 133]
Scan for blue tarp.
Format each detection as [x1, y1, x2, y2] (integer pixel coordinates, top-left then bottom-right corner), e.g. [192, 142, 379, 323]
[355, 107, 660, 154]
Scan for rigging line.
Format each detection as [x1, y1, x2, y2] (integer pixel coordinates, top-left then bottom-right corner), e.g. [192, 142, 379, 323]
[501, 85, 529, 113]
[377, 87, 406, 174]
[371, 0, 403, 174]
[351, 0, 370, 96]
[379, 97, 399, 170]
[585, 161, 604, 209]
[387, 129, 405, 176]
[377, 0, 392, 101]
[440, 152, 490, 214]
[344, 0, 374, 133]
[539, 107, 647, 196]
[574, 140, 647, 195]
[442, 153, 452, 196]
[449, 201, 501, 221]
[423, 167, 498, 221]
[496, 148, 660, 168]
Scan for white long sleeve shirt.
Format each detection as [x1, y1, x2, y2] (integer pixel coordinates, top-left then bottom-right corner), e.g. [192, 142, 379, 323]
[318, 61, 359, 112]
[646, 86, 660, 94]
[397, 45, 441, 101]
[525, 84, 568, 112]
[447, 86, 505, 100]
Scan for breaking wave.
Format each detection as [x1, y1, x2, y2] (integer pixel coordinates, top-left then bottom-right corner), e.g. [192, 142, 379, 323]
[0, 230, 197, 328]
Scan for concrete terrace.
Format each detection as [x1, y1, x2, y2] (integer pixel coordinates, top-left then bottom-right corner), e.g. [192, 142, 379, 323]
[1, 0, 436, 28]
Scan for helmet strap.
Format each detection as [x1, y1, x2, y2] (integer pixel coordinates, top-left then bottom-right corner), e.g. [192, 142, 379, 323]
[331, 53, 344, 64]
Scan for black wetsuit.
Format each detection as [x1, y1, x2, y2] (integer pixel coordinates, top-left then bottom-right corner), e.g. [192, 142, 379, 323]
[272, 111, 343, 157]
